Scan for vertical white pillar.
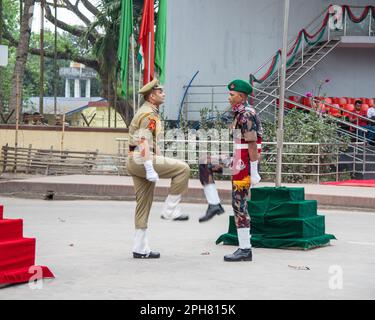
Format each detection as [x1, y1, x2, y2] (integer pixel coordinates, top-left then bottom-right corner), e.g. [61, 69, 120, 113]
[85, 79, 91, 98]
[65, 79, 70, 98]
[74, 79, 80, 98]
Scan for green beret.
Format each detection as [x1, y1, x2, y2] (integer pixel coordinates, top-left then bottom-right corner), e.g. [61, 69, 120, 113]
[227, 79, 253, 95]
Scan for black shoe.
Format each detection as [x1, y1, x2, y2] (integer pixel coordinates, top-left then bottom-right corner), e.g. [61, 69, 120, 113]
[224, 248, 252, 262]
[199, 204, 225, 223]
[133, 251, 160, 259]
[161, 214, 189, 221]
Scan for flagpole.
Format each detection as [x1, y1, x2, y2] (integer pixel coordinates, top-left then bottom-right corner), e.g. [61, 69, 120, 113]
[131, 34, 136, 114]
[148, 31, 151, 83]
[275, 0, 290, 187]
[138, 64, 142, 111]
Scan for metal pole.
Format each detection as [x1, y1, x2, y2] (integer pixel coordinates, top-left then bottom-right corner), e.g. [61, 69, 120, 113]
[131, 34, 136, 114]
[54, 0, 57, 115]
[60, 113, 65, 152]
[317, 144, 320, 184]
[39, 0, 45, 115]
[15, 75, 20, 173]
[148, 31, 151, 82]
[275, 0, 290, 187]
[114, 75, 117, 128]
[369, 9, 372, 36]
[107, 74, 111, 128]
[138, 67, 141, 111]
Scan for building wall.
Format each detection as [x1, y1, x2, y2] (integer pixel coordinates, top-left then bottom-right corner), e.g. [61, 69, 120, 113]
[164, 0, 374, 120]
[291, 47, 375, 99]
[0, 126, 129, 156]
[71, 107, 127, 128]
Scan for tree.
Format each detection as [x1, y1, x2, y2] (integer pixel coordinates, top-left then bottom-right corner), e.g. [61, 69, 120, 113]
[7, 0, 36, 122]
[2, 0, 148, 125]
[0, 0, 19, 114]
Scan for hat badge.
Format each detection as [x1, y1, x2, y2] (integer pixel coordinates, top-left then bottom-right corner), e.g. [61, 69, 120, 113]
[230, 84, 235, 89]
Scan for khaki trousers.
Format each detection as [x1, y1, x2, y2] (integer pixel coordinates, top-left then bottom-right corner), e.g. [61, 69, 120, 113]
[127, 153, 190, 229]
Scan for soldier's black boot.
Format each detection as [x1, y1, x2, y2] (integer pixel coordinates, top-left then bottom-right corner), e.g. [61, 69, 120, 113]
[199, 204, 225, 223]
[224, 248, 252, 262]
[133, 251, 161, 259]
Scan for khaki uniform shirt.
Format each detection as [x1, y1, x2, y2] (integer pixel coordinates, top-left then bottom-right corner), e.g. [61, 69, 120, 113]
[128, 101, 162, 152]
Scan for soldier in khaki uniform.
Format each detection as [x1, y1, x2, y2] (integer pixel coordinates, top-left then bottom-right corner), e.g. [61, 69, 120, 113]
[127, 79, 190, 259]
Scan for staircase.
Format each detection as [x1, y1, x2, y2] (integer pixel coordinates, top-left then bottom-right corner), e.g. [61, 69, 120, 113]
[0, 204, 54, 286]
[252, 5, 374, 120]
[253, 39, 341, 121]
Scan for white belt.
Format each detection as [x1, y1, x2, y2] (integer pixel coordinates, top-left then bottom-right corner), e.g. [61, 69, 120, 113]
[235, 144, 249, 149]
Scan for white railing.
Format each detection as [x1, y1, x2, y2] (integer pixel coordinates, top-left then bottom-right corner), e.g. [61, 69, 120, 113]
[116, 137, 373, 183]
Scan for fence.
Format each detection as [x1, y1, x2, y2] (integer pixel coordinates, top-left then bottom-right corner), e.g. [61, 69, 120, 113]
[116, 137, 366, 183]
[0, 143, 128, 176]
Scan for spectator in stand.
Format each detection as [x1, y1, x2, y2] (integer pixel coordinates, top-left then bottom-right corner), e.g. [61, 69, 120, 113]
[364, 104, 375, 145]
[348, 100, 367, 138]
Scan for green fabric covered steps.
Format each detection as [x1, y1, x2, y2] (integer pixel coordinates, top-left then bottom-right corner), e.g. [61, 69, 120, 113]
[252, 215, 326, 239]
[216, 187, 336, 250]
[248, 200, 317, 219]
[250, 234, 336, 250]
[250, 187, 305, 202]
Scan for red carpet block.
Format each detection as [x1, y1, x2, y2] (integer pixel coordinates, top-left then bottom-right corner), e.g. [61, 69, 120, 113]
[0, 219, 23, 241]
[0, 203, 54, 285]
[0, 238, 36, 272]
[0, 266, 54, 285]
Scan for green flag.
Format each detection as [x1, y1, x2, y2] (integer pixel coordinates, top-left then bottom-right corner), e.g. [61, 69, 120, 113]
[155, 0, 167, 84]
[118, 0, 133, 96]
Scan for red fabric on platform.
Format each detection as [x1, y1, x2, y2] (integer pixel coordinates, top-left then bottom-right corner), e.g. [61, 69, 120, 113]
[0, 238, 36, 272]
[321, 180, 375, 187]
[0, 266, 54, 285]
[0, 204, 55, 285]
[0, 219, 23, 241]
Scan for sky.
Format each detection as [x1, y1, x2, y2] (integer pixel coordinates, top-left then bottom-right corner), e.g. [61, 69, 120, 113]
[31, 0, 101, 33]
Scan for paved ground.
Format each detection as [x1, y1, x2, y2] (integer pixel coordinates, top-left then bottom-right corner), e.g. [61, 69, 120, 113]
[1, 174, 375, 210]
[0, 197, 374, 300]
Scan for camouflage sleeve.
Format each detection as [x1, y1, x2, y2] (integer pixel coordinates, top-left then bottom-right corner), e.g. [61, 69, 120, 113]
[254, 113, 263, 137]
[240, 112, 257, 142]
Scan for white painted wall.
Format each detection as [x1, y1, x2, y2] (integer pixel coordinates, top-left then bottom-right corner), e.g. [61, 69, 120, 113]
[163, 0, 375, 120]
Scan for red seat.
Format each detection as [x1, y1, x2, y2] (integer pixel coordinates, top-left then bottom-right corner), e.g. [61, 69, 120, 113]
[360, 104, 369, 114]
[343, 104, 355, 118]
[301, 97, 312, 108]
[329, 104, 341, 117]
[323, 97, 332, 105]
[365, 98, 374, 107]
[338, 98, 347, 105]
[287, 96, 300, 109]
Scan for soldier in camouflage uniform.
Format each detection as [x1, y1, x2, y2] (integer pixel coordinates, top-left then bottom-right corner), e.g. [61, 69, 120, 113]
[199, 79, 261, 262]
